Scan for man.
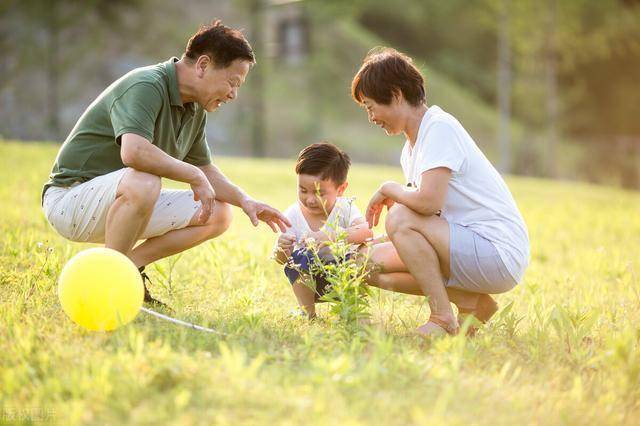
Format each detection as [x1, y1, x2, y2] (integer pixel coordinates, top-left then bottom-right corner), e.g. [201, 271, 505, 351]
[42, 21, 290, 304]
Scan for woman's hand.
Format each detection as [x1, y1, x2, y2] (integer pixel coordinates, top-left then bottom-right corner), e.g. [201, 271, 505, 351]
[366, 184, 396, 228]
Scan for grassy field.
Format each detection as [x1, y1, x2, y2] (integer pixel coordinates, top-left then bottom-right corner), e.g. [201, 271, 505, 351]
[1, 140, 639, 425]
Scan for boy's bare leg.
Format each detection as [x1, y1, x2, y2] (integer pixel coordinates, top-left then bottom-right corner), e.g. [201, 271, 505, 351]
[128, 202, 232, 268]
[292, 280, 316, 318]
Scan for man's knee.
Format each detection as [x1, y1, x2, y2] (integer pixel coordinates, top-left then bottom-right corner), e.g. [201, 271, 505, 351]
[118, 169, 161, 209]
[214, 201, 233, 233]
[201, 201, 233, 239]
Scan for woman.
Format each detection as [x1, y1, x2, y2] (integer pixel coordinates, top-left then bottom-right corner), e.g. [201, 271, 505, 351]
[352, 48, 530, 336]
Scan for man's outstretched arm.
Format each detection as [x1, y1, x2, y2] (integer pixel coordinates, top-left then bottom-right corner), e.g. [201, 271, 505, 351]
[199, 163, 291, 232]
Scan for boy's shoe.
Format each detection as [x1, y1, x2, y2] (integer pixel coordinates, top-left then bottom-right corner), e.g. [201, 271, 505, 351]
[289, 307, 316, 320]
[139, 267, 171, 311]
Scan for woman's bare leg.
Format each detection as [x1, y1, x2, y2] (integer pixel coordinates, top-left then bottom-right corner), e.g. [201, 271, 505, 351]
[361, 237, 498, 332]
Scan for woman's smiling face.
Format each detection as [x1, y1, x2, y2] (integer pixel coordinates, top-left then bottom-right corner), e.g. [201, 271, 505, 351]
[360, 95, 404, 136]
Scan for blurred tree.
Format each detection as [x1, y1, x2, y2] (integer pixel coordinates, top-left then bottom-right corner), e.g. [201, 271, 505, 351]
[496, 0, 512, 174]
[248, 0, 266, 157]
[240, 0, 311, 157]
[482, 0, 514, 173]
[355, 0, 640, 185]
[1, 0, 146, 140]
[509, 0, 640, 181]
[544, 0, 559, 178]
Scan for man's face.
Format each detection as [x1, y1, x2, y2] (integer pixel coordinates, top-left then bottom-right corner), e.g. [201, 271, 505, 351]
[361, 95, 403, 136]
[198, 58, 251, 112]
[297, 174, 347, 216]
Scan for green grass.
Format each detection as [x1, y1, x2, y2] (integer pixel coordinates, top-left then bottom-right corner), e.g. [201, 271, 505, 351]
[1, 139, 639, 425]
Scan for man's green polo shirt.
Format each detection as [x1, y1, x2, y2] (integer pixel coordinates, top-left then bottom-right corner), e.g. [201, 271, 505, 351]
[43, 57, 211, 199]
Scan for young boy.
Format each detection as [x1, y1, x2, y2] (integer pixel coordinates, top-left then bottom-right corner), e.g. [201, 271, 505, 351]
[273, 143, 373, 318]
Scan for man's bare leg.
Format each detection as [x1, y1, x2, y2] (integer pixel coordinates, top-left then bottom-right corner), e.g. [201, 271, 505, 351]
[128, 201, 232, 268]
[104, 169, 161, 253]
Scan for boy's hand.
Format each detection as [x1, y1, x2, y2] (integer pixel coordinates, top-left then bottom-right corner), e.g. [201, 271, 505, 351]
[277, 233, 297, 257]
[303, 230, 330, 246]
[364, 234, 389, 246]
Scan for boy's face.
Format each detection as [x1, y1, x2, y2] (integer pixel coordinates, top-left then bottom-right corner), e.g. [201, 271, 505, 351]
[297, 174, 347, 216]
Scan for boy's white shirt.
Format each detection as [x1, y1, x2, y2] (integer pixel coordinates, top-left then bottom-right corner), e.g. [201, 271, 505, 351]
[400, 105, 530, 283]
[275, 197, 363, 251]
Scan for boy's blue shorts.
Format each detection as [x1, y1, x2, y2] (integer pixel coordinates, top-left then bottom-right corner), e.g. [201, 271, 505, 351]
[284, 248, 336, 301]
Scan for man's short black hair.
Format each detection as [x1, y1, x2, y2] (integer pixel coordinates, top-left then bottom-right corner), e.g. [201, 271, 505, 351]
[184, 20, 255, 68]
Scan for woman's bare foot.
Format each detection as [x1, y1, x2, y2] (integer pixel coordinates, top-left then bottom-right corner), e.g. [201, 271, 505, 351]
[415, 315, 459, 337]
[458, 294, 499, 335]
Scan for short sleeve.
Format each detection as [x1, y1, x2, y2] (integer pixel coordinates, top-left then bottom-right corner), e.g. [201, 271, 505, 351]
[347, 201, 364, 226]
[183, 113, 212, 166]
[110, 83, 162, 143]
[283, 205, 302, 240]
[400, 143, 412, 185]
[327, 198, 364, 230]
[415, 122, 466, 175]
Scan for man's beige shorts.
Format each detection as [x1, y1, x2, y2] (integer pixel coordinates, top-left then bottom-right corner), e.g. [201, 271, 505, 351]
[43, 168, 201, 243]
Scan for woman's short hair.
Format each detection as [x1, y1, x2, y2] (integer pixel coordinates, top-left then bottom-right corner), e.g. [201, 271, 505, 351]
[351, 47, 426, 106]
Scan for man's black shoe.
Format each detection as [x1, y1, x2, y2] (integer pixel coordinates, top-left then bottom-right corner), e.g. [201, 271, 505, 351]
[139, 266, 171, 310]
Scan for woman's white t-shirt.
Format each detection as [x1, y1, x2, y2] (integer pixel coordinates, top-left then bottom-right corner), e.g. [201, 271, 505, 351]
[400, 105, 530, 283]
[279, 197, 364, 245]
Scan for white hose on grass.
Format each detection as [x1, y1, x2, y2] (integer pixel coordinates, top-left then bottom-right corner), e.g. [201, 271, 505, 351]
[140, 307, 226, 335]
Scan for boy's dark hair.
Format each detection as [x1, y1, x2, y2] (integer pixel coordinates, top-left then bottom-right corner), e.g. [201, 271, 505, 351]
[351, 47, 426, 107]
[184, 20, 256, 68]
[295, 143, 351, 185]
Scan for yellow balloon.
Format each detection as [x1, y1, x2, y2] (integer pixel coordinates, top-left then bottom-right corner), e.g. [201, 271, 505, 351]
[58, 248, 143, 331]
